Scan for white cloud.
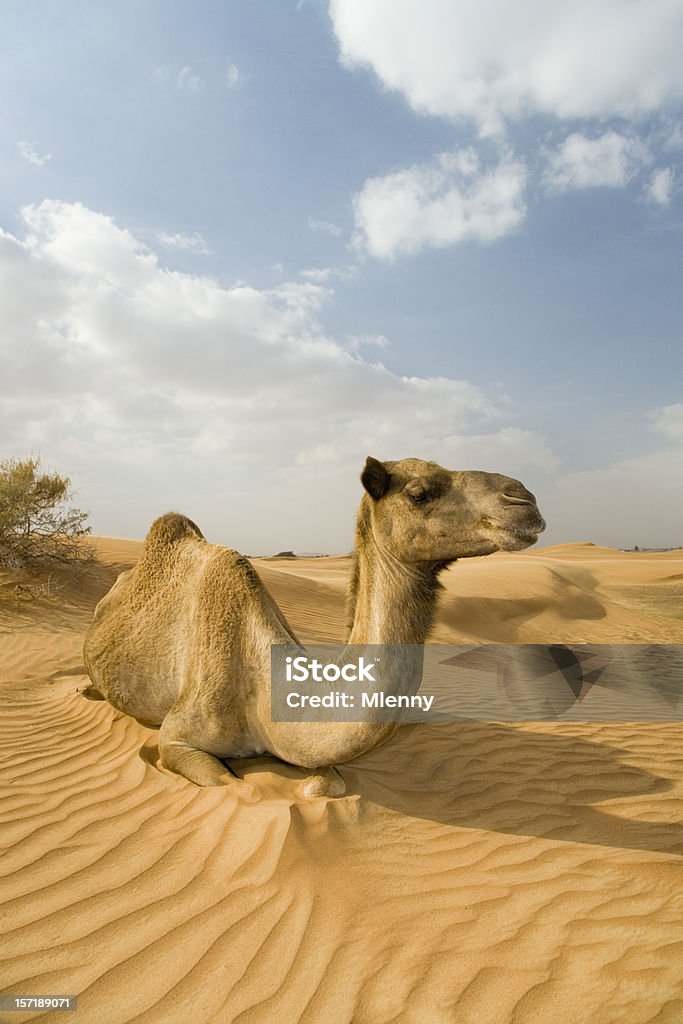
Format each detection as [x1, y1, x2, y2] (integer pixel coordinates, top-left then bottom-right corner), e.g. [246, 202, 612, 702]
[661, 120, 683, 152]
[177, 66, 202, 92]
[17, 141, 52, 167]
[544, 132, 650, 192]
[645, 167, 675, 205]
[300, 267, 335, 283]
[330, 0, 683, 134]
[436, 427, 557, 474]
[651, 402, 683, 441]
[226, 63, 242, 88]
[300, 265, 356, 283]
[308, 217, 343, 236]
[353, 148, 526, 259]
[347, 333, 389, 353]
[157, 231, 213, 255]
[0, 200, 550, 550]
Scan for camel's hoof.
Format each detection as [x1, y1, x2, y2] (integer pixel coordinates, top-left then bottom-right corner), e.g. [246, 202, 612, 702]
[79, 685, 106, 701]
[297, 772, 347, 799]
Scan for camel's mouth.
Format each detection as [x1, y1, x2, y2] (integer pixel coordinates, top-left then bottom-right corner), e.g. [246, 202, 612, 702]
[484, 514, 546, 551]
[499, 529, 543, 550]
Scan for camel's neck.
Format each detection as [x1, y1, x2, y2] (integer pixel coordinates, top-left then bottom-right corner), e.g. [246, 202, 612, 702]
[263, 500, 451, 769]
[346, 498, 447, 646]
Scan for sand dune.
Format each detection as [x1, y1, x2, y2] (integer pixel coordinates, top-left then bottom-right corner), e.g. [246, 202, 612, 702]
[1, 540, 682, 1023]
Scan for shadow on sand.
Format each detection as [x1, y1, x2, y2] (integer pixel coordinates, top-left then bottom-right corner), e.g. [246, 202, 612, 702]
[131, 716, 683, 856]
[339, 722, 683, 856]
[438, 565, 607, 642]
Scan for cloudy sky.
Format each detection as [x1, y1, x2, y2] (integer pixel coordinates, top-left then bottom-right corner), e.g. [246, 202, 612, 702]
[1, 0, 682, 552]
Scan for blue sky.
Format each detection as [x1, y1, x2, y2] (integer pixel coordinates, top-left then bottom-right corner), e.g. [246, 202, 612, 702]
[1, 0, 682, 551]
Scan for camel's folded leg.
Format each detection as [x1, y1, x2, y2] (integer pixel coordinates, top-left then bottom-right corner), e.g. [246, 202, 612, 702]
[159, 738, 256, 799]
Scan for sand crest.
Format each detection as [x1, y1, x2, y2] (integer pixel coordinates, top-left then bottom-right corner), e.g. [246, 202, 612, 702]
[1, 540, 682, 1023]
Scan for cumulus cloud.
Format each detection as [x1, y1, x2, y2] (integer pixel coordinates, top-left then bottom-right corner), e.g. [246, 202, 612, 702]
[0, 200, 550, 550]
[226, 64, 242, 88]
[651, 402, 683, 441]
[177, 66, 202, 91]
[329, 0, 683, 134]
[308, 217, 343, 236]
[157, 231, 213, 254]
[17, 141, 52, 167]
[544, 132, 650, 192]
[353, 148, 526, 259]
[661, 120, 683, 152]
[347, 333, 390, 354]
[645, 167, 675, 205]
[300, 265, 356, 283]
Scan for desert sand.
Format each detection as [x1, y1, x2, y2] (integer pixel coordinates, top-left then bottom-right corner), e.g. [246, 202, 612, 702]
[1, 539, 682, 1023]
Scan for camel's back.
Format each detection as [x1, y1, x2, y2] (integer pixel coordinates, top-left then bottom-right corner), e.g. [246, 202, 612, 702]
[83, 513, 277, 721]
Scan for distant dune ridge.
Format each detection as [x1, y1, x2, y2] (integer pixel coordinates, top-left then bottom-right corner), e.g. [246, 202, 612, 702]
[1, 538, 683, 1022]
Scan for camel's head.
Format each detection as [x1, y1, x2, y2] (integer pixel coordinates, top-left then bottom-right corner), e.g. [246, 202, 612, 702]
[360, 456, 545, 562]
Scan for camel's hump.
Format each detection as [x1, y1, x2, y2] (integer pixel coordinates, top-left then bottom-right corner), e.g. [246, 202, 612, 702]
[144, 512, 205, 548]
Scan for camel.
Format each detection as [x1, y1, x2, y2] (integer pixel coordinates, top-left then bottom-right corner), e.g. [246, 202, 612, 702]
[83, 457, 545, 798]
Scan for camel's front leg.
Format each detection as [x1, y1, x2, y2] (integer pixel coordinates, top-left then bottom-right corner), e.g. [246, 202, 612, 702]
[159, 739, 236, 785]
[159, 718, 257, 799]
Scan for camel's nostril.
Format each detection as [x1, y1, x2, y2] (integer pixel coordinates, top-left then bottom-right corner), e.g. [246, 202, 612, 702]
[502, 492, 535, 507]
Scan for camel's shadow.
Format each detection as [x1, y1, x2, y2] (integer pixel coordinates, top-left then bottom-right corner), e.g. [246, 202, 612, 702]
[136, 718, 683, 856]
[338, 722, 683, 856]
[436, 566, 607, 642]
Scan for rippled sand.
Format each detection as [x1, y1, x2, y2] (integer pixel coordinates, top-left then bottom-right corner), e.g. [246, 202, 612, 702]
[1, 540, 682, 1023]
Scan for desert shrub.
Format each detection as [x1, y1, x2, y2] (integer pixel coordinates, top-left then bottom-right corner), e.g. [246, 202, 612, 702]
[0, 457, 93, 569]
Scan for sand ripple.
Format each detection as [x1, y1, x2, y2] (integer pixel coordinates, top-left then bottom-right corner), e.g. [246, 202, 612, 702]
[1, 543, 682, 1022]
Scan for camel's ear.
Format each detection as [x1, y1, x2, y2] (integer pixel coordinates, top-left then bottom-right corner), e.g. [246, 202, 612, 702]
[361, 456, 390, 500]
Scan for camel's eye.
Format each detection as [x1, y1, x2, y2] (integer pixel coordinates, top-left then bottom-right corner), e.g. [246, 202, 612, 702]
[404, 477, 433, 506]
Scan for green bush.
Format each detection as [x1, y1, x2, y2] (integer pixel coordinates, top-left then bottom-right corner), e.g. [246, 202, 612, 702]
[0, 457, 92, 569]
